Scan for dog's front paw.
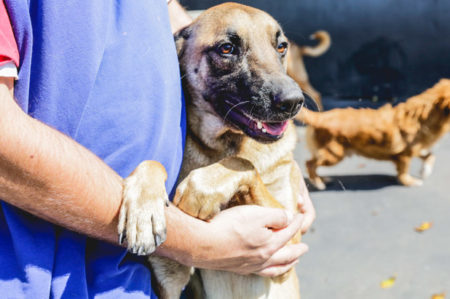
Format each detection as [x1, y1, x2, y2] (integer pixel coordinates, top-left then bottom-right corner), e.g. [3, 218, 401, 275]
[118, 161, 169, 255]
[173, 169, 226, 220]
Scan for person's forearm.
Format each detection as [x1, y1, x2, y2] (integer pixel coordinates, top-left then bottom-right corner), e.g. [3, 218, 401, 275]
[168, 0, 192, 33]
[155, 204, 207, 266]
[0, 78, 223, 260]
[0, 78, 122, 243]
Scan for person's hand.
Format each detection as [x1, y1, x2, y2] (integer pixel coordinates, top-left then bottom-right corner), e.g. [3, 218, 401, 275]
[297, 191, 316, 234]
[193, 205, 309, 277]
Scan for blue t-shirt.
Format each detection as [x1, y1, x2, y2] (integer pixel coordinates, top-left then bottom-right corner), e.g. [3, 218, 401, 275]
[1, 0, 186, 298]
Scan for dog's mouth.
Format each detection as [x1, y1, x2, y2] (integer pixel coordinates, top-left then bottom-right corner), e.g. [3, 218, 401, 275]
[220, 100, 289, 142]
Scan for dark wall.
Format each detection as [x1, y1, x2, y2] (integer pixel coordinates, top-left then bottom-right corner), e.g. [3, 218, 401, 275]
[180, 0, 450, 101]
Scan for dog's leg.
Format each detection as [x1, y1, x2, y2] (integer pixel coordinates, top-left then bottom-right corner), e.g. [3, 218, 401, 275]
[118, 160, 169, 255]
[119, 162, 192, 299]
[306, 158, 326, 190]
[419, 150, 436, 179]
[174, 156, 282, 221]
[301, 81, 323, 111]
[306, 148, 344, 190]
[305, 137, 345, 190]
[394, 155, 423, 186]
[148, 256, 192, 299]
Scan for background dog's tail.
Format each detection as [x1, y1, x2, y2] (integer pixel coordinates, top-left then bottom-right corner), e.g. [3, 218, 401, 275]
[301, 31, 331, 57]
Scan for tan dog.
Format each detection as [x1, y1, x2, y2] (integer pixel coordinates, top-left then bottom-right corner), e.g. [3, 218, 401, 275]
[299, 79, 450, 190]
[287, 31, 331, 111]
[119, 3, 306, 299]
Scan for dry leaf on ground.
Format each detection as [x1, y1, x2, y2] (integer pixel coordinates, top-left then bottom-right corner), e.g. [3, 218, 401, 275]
[415, 221, 433, 232]
[380, 276, 396, 289]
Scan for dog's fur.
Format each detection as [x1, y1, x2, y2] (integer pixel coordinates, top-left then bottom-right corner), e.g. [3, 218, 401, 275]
[119, 3, 307, 299]
[287, 31, 331, 111]
[299, 79, 450, 190]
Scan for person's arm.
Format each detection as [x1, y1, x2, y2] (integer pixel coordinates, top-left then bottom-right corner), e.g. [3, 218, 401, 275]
[158, 204, 308, 276]
[0, 78, 308, 276]
[0, 77, 123, 243]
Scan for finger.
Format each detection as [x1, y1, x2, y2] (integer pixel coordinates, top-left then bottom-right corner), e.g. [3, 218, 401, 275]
[301, 215, 314, 234]
[269, 213, 304, 250]
[255, 259, 299, 277]
[301, 210, 315, 234]
[258, 208, 294, 230]
[297, 194, 305, 207]
[299, 197, 316, 234]
[262, 242, 309, 270]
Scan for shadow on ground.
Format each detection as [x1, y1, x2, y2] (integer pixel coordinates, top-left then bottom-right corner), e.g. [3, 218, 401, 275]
[306, 174, 399, 192]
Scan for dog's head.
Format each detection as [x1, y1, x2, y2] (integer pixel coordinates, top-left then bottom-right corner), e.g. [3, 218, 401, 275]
[176, 3, 304, 142]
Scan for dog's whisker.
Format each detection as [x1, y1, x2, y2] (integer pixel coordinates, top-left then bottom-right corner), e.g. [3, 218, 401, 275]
[249, 103, 256, 117]
[223, 101, 250, 121]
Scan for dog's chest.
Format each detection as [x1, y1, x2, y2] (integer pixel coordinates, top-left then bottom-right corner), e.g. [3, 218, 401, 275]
[238, 127, 298, 210]
[182, 123, 298, 211]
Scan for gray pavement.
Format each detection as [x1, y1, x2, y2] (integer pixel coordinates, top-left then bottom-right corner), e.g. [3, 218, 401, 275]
[293, 127, 450, 299]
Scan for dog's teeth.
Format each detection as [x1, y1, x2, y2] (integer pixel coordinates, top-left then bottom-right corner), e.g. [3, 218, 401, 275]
[257, 121, 263, 129]
[262, 128, 267, 133]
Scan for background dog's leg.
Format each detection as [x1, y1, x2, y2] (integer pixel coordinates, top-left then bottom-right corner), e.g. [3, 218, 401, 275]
[419, 151, 436, 179]
[306, 158, 325, 190]
[394, 155, 423, 186]
[305, 136, 345, 190]
[301, 81, 323, 111]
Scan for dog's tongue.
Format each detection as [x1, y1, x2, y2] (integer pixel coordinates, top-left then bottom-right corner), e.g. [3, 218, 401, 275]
[261, 121, 288, 136]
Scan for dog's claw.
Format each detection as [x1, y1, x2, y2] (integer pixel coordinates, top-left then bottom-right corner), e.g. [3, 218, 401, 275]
[118, 232, 125, 245]
[155, 235, 162, 248]
[137, 247, 144, 256]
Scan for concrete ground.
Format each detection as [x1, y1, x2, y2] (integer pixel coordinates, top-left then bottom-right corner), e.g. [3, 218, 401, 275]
[293, 126, 450, 299]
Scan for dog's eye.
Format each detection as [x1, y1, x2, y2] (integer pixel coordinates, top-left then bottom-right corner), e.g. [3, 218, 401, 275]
[218, 43, 235, 55]
[277, 42, 288, 55]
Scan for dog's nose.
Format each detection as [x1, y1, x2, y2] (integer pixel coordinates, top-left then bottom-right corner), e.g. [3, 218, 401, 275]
[273, 88, 304, 113]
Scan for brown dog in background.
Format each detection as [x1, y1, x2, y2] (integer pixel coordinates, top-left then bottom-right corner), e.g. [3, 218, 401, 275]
[119, 3, 307, 298]
[287, 31, 331, 111]
[299, 79, 450, 190]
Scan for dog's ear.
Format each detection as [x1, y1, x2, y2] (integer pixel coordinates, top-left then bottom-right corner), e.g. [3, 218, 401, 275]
[174, 25, 192, 58]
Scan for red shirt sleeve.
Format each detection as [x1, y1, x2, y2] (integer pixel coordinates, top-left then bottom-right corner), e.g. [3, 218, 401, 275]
[0, 0, 19, 67]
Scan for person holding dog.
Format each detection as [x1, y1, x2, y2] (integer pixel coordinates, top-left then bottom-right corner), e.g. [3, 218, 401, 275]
[0, 0, 315, 297]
